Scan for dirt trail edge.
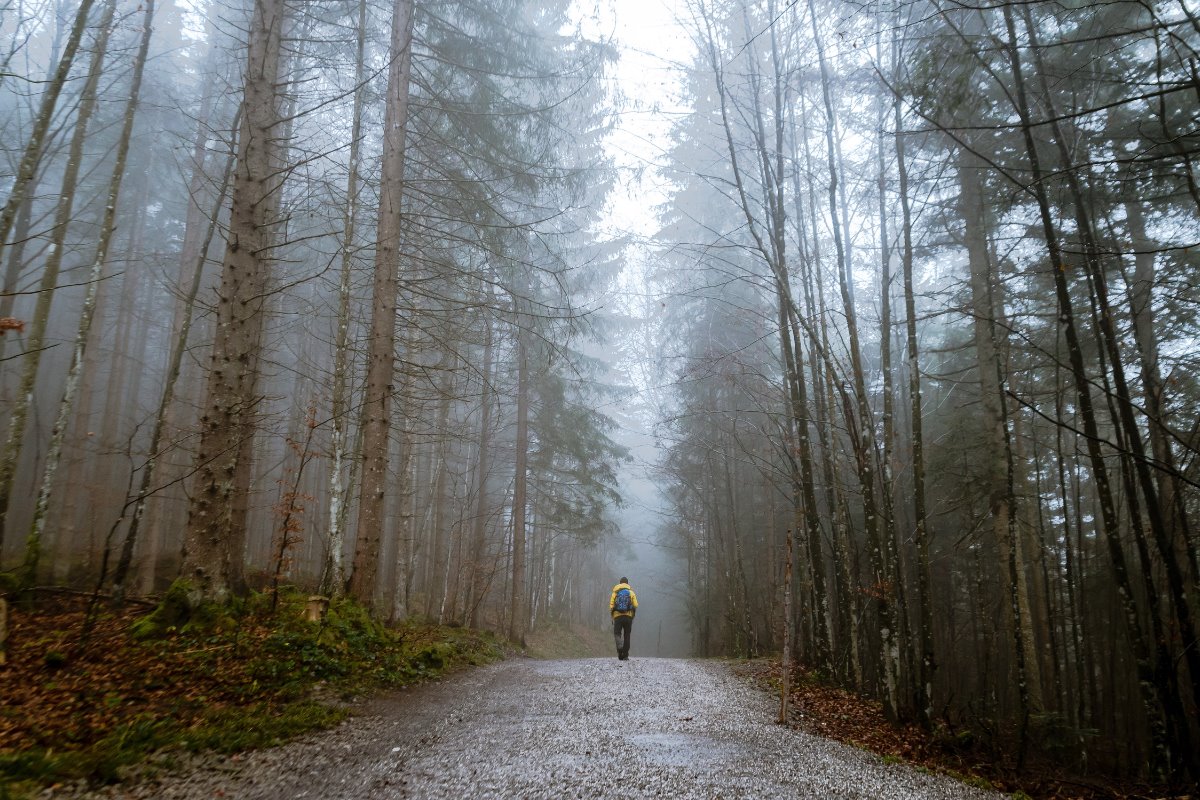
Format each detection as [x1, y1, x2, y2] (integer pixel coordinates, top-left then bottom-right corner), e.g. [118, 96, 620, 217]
[66, 658, 1004, 799]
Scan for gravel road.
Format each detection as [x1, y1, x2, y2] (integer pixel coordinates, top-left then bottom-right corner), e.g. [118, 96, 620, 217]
[67, 658, 1003, 799]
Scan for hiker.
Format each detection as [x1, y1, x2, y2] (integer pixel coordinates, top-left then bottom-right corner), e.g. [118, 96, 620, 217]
[609, 576, 638, 660]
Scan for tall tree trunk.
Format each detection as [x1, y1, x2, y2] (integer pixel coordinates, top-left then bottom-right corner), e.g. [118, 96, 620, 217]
[764, 2, 830, 672]
[349, 0, 415, 606]
[792, 84, 861, 689]
[325, 0, 369, 600]
[508, 329, 529, 645]
[999, 3, 1174, 776]
[0, 189, 36, 366]
[388, 344, 415, 622]
[959, 146, 1043, 751]
[0, 0, 114, 555]
[723, 447, 754, 656]
[893, 38, 935, 728]
[1122, 196, 1199, 587]
[1021, 8, 1200, 733]
[1053, 368, 1087, 730]
[806, 0, 896, 719]
[465, 311, 495, 626]
[704, 0, 831, 672]
[424, 363, 454, 620]
[874, 41, 914, 716]
[87, 163, 152, 566]
[779, 525, 794, 723]
[22, 0, 156, 589]
[111, 117, 237, 600]
[181, 0, 286, 606]
[129, 30, 233, 594]
[1028, 425, 1066, 713]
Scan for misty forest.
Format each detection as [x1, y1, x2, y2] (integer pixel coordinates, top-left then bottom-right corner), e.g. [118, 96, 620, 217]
[2, 0, 1199, 792]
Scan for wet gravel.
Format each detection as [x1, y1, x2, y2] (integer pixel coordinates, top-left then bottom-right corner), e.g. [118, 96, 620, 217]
[62, 658, 1004, 799]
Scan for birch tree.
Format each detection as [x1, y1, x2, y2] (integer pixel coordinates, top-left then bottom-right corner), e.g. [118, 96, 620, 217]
[324, 0, 369, 600]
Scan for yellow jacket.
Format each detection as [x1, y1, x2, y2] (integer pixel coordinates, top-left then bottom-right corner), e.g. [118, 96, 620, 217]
[609, 583, 638, 618]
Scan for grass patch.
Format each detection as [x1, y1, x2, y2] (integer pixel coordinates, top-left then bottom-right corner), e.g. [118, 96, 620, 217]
[182, 701, 349, 753]
[524, 619, 611, 659]
[0, 588, 503, 795]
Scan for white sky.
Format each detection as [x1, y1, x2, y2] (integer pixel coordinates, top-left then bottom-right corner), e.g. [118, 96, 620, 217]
[595, 0, 695, 242]
[584, 0, 696, 405]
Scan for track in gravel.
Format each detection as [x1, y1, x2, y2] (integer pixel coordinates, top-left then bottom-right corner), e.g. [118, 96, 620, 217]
[74, 658, 1003, 799]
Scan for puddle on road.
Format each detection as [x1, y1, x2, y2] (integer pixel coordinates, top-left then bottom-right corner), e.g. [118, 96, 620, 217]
[627, 732, 739, 768]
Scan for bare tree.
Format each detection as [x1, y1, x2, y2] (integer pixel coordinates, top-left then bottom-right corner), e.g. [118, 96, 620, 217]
[0, 0, 115, 556]
[349, 0, 416, 606]
[0, 0, 98, 256]
[22, 0, 157, 587]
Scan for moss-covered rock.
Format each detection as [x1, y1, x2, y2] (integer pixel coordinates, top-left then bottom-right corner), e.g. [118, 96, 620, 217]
[130, 580, 235, 640]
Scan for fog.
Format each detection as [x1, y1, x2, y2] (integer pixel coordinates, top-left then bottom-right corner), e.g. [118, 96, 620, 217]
[1, 0, 1198, 779]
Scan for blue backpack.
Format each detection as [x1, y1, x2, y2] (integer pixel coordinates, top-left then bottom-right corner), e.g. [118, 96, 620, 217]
[615, 587, 633, 613]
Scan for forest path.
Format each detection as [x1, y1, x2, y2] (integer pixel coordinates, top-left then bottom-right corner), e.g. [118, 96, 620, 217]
[76, 658, 1000, 799]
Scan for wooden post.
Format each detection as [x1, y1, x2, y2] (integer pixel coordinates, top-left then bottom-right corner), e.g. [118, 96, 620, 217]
[304, 595, 329, 623]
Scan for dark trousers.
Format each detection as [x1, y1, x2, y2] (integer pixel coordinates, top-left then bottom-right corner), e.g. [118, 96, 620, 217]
[613, 615, 633, 658]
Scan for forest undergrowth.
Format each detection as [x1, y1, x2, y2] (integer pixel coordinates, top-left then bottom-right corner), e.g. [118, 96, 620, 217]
[0, 588, 504, 798]
[738, 661, 1192, 800]
[3, 591, 1187, 800]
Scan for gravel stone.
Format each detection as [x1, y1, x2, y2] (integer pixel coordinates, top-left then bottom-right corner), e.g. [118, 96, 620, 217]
[60, 658, 1004, 799]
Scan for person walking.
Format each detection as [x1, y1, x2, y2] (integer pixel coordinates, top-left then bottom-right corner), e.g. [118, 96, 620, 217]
[609, 576, 638, 660]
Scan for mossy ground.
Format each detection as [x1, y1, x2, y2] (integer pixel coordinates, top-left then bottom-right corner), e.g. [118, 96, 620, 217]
[0, 588, 503, 797]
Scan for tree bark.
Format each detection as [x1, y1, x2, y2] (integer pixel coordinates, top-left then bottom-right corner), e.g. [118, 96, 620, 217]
[780, 526, 793, 724]
[131, 21, 234, 595]
[388, 351, 415, 622]
[325, 0, 369, 599]
[1122, 196, 1199, 587]
[111, 130, 237, 601]
[424, 363, 454, 620]
[0, 187, 36, 366]
[764, 2, 831, 672]
[792, 85, 861, 690]
[874, 35, 914, 715]
[349, 0, 415, 606]
[1020, 7, 1200, 734]
[181, 0, 287, 605]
